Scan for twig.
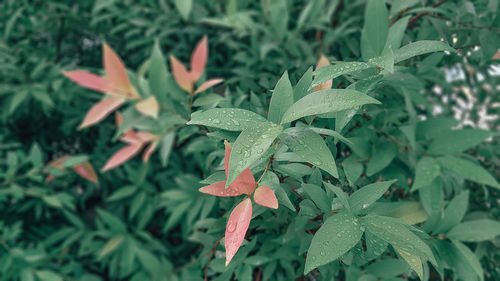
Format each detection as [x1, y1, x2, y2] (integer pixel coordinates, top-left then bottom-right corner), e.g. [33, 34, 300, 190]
[204, 233, 224, 281]
[256, 155, 274, 186]
[408, 0, 448, 25]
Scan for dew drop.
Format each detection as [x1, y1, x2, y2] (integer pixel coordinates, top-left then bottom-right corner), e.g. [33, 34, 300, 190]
[227, 221, 237, 233]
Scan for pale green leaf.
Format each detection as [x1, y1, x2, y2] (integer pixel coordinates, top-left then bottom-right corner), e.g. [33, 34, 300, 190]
[187, 108, 268, 131]
[349, 180, 397, 214]
[268, 71, 294, 124]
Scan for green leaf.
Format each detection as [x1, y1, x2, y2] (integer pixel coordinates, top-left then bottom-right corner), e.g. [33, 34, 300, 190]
[293, 67, 313, 101]
[394, 247, 423, 280]
[42, 195, 63, 208]
[149, 41, 170, 104]
[96, 208, 127, 233]
[435, 190, 469, 234]
[385, 16, 410, 51]
[361, 215, 436, 265]
[390, 202, 428, 225]
[342, 157, 363, 186]
[302, 184, 330, 213]
[98, 235, 125, 260]
[395, 41, 455, 63]
[61, 155, 89, 168]
[260, 171, 295, 212]
[411, 157, 441, 191]
[451, 240, 484, 281]
[187, 108, 268, 131]
[349, 180, 397, 214]
[281, 89, 381, 124]
[366, 141, 397, 176]
[427, 129, 491, 155]
[304, 212, 363, 274]
[309, 127, 353, 146]
[268, 71, 294, 124]
[279, 127, 338, 178]
[361, 0, 389, 59]
[35, 270, 62, 281]
[324, 181, 350, 211]
[9, 90, 29, 115]
[226, 122, 282, 187]
[312, 62, 374, 88]
[448, 220, 500, 242]
[174, 0, 192, 20]
[437, 156, 500, 189]
[107, 186, 137, 201]
[160, 132, 175, 167]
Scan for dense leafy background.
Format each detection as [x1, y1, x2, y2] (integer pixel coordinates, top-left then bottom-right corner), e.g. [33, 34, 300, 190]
[0, 0, 499, 280]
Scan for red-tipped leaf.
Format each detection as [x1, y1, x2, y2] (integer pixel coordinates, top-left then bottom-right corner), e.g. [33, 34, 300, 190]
[253, 185, 278, 209]
[142, 140, 158, 162]
[73, 162, 99, 184]
[194, 78, 223, 94]
[314, 54, 332, 91]
[199, 181, 243, 197]
[170, 55, 193, 93]
[101, 143, 142, 171]
[78, 96, 126, 129]
[103, 43, 135, 97]
[62, 70, 111, 93]
[223, 140, 256, 194]
[225, 198, 253, 266]
[190, 36, 208, 82]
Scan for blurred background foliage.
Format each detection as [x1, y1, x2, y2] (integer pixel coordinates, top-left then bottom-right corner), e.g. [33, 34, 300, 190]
[0, 0, 499, 280]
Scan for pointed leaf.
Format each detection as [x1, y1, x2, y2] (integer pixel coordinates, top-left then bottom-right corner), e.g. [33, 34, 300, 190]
[385, 16, 410, 51]
[451, 240, 484, 281]
[293, 67, 313, 101]
[304, 212, 363, 274]
[411, 157, 440, 192]
[142, 140, 158, 162]
[225, 198, 253, 266]
[194, 78, 223, 94]
[62, 70, 111, 93]
[199, 181, 243, 197]
[135, 96, 159, 119]
[349, 180, 397, 214]
[427, 129, 492, 156]
[279, 127, 338, 178]
[312, 62, 375, 88]
[226, 123, 282, 187]
[224, 140, 256, 195]
[72, 162, 98, 184]
[188, 108, 267, 131]
[103, 43, 135, 96]
[437, 156, 500, 189]
[254, 185, 278, 209]
[102, 144, 142, 171]
[268, 71, 294, 124]
[281, 89, 381, 124]
[149, 41, 170, 104]
[395, 247, 423, 280]
[79, 96, 126, 129]
[170, 55, 192, 93]
[361, 0, 389, 59]
[435, 190, 469, 234]
[395, 41, 455, 63]
[314, 55, 332, 91]
[361, 215, 437, 265]
[190, 36, 208, 81]
[448, 219, 500, 242]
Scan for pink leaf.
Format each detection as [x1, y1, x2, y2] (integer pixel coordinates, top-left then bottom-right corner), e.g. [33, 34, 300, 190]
[314, 54, 332, 91]
[223, 140, 256, 195]
[199, 181, 243, 197]
[142, 140, 158, 162]
[101, 144, 142, 171]
[78, 96, 126, 129]
[253, 186, 278, 209]
[62, 70, 111, 93]
[103, 43, 137, 97]
[73, 162, 98, 184]
[194, 78, 223, 95]
[170, 55, 193, 93]
[225, 198, 253, 266]
[190, 36, 208, 82]
[135, 96, 159, 119]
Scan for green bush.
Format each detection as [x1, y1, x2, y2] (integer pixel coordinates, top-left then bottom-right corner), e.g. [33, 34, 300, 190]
[1, 0, 499, 281]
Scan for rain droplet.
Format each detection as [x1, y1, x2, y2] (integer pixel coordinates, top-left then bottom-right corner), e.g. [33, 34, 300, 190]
[227, 221, 237, 233]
